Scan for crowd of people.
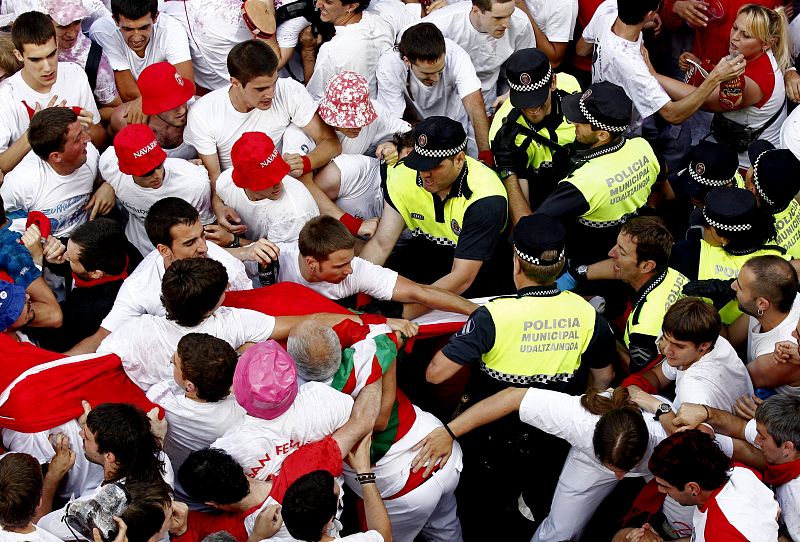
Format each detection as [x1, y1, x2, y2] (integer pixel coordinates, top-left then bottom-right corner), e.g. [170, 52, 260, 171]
[1, 0, 800, 540]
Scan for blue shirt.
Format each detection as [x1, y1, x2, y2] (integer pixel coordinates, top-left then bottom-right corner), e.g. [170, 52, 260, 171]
[0, 221, 41, 289]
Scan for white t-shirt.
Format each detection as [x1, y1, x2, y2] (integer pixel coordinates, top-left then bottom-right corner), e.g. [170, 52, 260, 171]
[277, 241, 397, 301]
[306, 12, 396, 102]
[423, 2, 534, 108]
[748, 297, 800, 395]
[98, 306, 276, 390]
[146, 379, 246, 471]
[1, 525, 63, 542]
[1, 144, 99, 237]
[518, 387, 667, 477]
[100, 242, 252, 332]
[216, 172, 319, 244]
[743, 418, 800, 541]
[88, 14, 191, 79]
[691, 466, 779, 542]
[660, 336, 754, 412]
[0, 62, 100, 153]
[582, 0, 670, 121]
[525, 0, 577, 43]
[340, 101, 410, 157]
[160, 0, 254, 90]
[376, 38, 480, 130]
[100, 149, 214, 255]
[213, 381, 353, 481]
[184, 79, 317, 171]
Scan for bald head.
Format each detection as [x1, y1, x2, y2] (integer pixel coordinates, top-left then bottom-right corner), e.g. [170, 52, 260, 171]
[287, 321, 342, 382]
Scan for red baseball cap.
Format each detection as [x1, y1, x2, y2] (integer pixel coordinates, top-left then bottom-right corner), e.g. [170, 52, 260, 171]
[138, 62, 195, 115]
[114, 124, 168, 176]
[231, 132, 290, 191]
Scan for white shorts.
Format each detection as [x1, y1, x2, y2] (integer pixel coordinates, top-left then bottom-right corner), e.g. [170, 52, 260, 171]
[333, 154, 383, 220]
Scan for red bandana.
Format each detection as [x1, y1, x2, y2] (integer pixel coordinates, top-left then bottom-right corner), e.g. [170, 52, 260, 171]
[72, 257, 129, 288]
[764, 458, 800, 487]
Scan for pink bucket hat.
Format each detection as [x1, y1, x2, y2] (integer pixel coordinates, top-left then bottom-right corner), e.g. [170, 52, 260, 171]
[46, 0, 89, 26]
[317, 71, 378, 129]
[233, 340, 298, 420]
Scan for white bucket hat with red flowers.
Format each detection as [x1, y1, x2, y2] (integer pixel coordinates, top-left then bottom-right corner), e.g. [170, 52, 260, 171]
[318, 71, 378, 129]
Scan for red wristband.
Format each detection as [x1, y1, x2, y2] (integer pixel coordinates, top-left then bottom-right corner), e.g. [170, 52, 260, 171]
[478, 150, 494, 167]
[339, 213, 363, 235]
[301, 155, 312, 174]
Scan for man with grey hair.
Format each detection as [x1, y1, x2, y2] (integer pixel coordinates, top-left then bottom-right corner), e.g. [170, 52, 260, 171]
[672, 394, 800, 541]
[287, 319, 464, 542]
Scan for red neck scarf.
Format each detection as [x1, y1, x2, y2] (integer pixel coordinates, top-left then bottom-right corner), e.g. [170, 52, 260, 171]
[764, 458, 800, 486]
[72, 257, 129, 288]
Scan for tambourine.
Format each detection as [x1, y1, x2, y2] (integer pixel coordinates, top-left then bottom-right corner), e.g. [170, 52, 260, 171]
[242, 0, 277, 39]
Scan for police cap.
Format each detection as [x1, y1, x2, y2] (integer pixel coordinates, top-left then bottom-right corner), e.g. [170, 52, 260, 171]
[562, 81, 632, 133]
[506, 48, 552, 109]
[402, 116, 468, 172]
[702, 187, 758, 234]
[748, 139, 800, 210]
[512, 214, 566, 266]
[674, 140, 739, 202]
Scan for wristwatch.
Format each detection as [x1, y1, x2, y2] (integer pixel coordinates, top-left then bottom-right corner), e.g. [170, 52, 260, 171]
[575, 265, 589, 279]
[654, 403, 672, 421]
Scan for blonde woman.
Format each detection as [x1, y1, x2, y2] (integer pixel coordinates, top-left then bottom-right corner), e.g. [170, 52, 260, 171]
[648, 4, 789, 166]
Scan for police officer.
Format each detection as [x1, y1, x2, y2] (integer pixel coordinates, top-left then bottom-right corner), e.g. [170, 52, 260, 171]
[489, 48, 579, 219]
[361, 116, 511, 297]
[746, 140, 800, 258]
[425, 213, 615, 538]
[672, 186, 787, 325]
[498, 82, 664, 268]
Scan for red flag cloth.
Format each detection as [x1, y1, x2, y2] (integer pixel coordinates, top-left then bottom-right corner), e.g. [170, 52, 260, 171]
[0, 334, 158, 432]
[222, 282, 465, 339]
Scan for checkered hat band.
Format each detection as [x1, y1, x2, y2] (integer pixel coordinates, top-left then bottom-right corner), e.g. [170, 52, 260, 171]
[413, 139, 467, 158]
[514, 246, 565, 265]
[703, 208, 753, 232]
[753, 150, 775, 207]
[508, 66, 552, 92]
[579, 98, 628, 133]
[687, 163, 734, 187]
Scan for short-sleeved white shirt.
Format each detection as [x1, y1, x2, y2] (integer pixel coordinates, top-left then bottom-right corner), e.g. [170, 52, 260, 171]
[88, 14, 191, 79]
[525, 0, 577, 43]
[376, 38, 480, 129]
[216, 172, 319, 244]
[100, 242, 252, 332]
[582, 0, 670, 121]
[306, 11, 396, 102]
[184, 79, 317, 171]
[277, 241, 398, 301]
[747, 297, 800, 395]
[100, 150, 214, 255]
[660, 336, 754, 412]
[1, 144, 99, 237]
[518, 387, 667, 477]
[339, 101, 411, 157]
[0, 63, 100, 152]
[213, 381, 354, 480]
[423, 2, 534, 108]
[98, 306, 276, 390]
[146, 379, 246, 470]
[1, 525, 63, 542]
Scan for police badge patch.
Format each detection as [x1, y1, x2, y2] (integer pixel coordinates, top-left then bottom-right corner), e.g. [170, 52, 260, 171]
[451, 219, 461, 235]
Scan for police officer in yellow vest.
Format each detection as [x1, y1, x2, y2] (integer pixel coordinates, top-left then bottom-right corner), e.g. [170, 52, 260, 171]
[361, 116, 511, 298]
[672, 186, 787, 325]
[517, 82, 663, 267]
[425, 213, 615, 537]
[488, 48, 579, 218]
[745, 140, 800, 258]
[670, 140, 744, 241]
[582, 216, 688, 373]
